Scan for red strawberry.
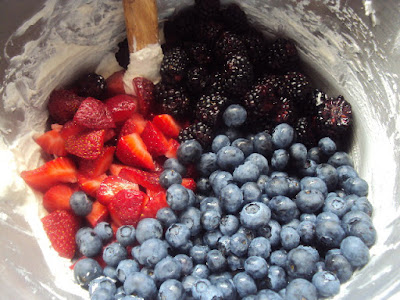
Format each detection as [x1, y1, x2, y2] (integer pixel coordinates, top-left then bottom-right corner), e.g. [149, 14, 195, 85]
[119, 113, 147, 137]
[34, 128, 68, 157]
[105, 95, 138, 123]
[104, 129, 117, 143]
[77, 173, 108, 197]
[182, 178, 197, 191]
[109, 164, 127, 176]
[106, 70, 125, 97]
[152, 114, 182, 138]
[79, 146, 116, 177]
[61, 121, 105, 159]
[21, 157, 78, 192]
[73, 98, 115, 129]
[86, 200, 109, 227]
[132, 77, 155, 117]
[141, 191, 168, 219]
[47, 89, 85, 124]
[42, 184, 74, 212]
[119, 167, 164, 192]
[116, 133, 155, 170]
[41, 210, 81, 259]
[165, 139, 180, 159]
[141, 121, 170, 157]
[108, 189, 148, 227]
[96, 175, 139, 206]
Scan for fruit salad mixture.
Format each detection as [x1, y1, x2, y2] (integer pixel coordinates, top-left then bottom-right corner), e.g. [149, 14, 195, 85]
[21, 1, 375, 299]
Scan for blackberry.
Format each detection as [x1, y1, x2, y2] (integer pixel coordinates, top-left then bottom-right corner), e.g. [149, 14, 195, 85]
[316, 96, 353, 143]
[115, 38, 129, 69]
[215, 31, 247, 61]
[154, 83, 191, 119]
[75, 73, 106, 99]
[178, 122, 214, 148]
[279, 72, 312, 105]
[195, 0, 221, 19]
[240, 29, 268, 67]
[197, 20, 224, 45]
[169, 6, 200, 41]
[220, 3, 249, 33]
[186, 43, 213, 66]
[160, 47, 190, 85]
[294, 116, 319, 147]
[265, 38, 299, 71]
[208, 72, 226, 95]
[223, 55, 254, 96]
[195, 92, 230, 126]
[271, 96, 298, 125]
[302, 89, 328, 117]
[186, 66, 210, 94]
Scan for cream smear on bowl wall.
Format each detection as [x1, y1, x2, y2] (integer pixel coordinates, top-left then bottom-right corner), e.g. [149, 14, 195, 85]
[1, 0, 400, 299]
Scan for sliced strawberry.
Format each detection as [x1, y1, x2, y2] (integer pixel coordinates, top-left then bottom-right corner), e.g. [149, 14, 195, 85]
[73, 97, 115, 129]
[119, 113, 147, 137]
[119, 167, 164, 192]
[86, 200, 109, 227]
[165, 139, 180, 159]
[34, 128, 68, 157]
[105, 95, 138, 123]
[109, 164, 127, 176]
[108, 189, 148, 227]
[48, 89, 85, 124]
[61, 121, 105, 159]
[79, 146, 116, 178]
[116, 133, 155, 171]
[152, 114, 182, 139]
[141, 191, 168, 220]
[77, 173, 108, 197]
[104, 129, 117, 143]
[182, 178, 197, 191]
[140, 121, 170, 157]
[132, 77, 155, 117]
[106, 70, 125, 97]
[41, 210, 81, 259]
[42, 184, 74, 212]
[21, 157, 78, 192]
[96, 175, 139, 206]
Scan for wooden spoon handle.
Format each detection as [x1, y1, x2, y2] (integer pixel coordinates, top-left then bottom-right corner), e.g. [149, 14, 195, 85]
[123, 0, 159, 53]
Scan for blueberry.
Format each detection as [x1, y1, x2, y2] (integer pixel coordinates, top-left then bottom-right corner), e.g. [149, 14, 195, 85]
[283, 218, 301, 229]
[269, 250, 288, 268]
[253, 131, 273, 157]
[159, 169, 183, 189]
[182, 275, 199, 296]
[154, 256, 182, 282]
[180, 206, 202, 236]
[210, 171, 234, 196]
[232, 138, 254, 157]
[177, 139, 203, 164]
[348, 220, 377, 247]
[116, 225, 136, 247]
[316, 211, 341, 224]
[267, 266, 287, 291]
[197, 152, 218, 177]
[233, 161, 260, 184]
[351, 196, 373, 216]
[116, 259, 140, 283]
[209, 272, 233, 284]
[337, 165, 358, 187]
[265, 176, 290, 198]
[135, 218, 163, 244]
[280, 227, 300, 250]
[196, 177, 211, 195]
[287, 177, 301, 197]
[130, 245, 142, 264]
[69, 191, 92, 216]
[201, 209, 222, 231]
[300, 213, 317, 222]
[230, 233, 249, 257]
[245, 153, 269, 175]
[206, 249, 227, 273]
[260, 194, 270, 206]
[233, 272, 258, 298]
[103, 266, 117, 281]
[88, 276, 117, 297]
[220, 183, 244, 214]
[244, 256, 268, 279]
[341, 210, 372, 235]
[271, 149, 289, 170]
[190, 245, 210, 264]
[227, 254, 245, 271]
[90, 288, 114, 300]
[163, 158, 187, 175]
[212, 134, 231, 153]
[158, 279, 185, 300]
[138, 238, 168, 267]
[259, 219, 281, 248]
[203, 230, 223, 249]
[285, 278, 317, 300]
[296, 220, 316, 245]
[295, 189, 324, 213]
[223, 104, 247, 127]
[316, 219, 346, 248]
[78, 230, 103, 257]
[323, 196, 349, 217]
[192, 264, 210, 279]
[268, 196, 298, 224]
[325, 252, 353, 283]
[217, 145, 245, 171]
[272, 123, 294, 149]
[240, 182, 262, 204]
[220, 214, 240, 236]
[345, 194, 360, 207]
[289, 143, 307, 163]
[140, 267, 156, 281]
[315, 163, 338, 191]
[298, 159, 317, 177]
[285, 246, 318, 280]
[225, 127, 244, 142]
[74, 258, 103, 288]
[165, 223, 191, 249]
[247, 237, 271, 260]
[94, 222, 113, 243]
[75, 227, 94, 247]
[156, 207, 178, 229]
[300, 176, 328, 197]
[257, 289, 283, 300]
[123, 272, 156, 299]
[240, 202, 271, 229]
[174, 254, 194, 276]
[214, 278, 237, 299]
[200, 196, 223, 214]
[327, 151, 354, 167]
[166, 184, 190, 211]
[103, 242, 128, 267]
[318, 137, 337, 156]
[312, 270, 340, 298]
[307, 147, 323, 163]
[217, 235, 231, 256]
[237, 226, 256, 243]
[343, 177, 369, 196]
[191, 278, 212, 299]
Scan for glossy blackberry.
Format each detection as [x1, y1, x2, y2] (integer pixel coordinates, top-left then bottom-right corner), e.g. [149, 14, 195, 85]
[240, 29, 268, 67]
[208, 72, 226, 95]
[195, 92, 230, 126]
[223, 55, 254, 96]
[271, 96, 298, 125]
[186, 43, 213, 66]
[186, 66, 210, 94]
[220, 3, 249, 33]
[75, 73, 106, 99]
[197, 20, 224, 45]
[154, 83, 191, 119]
[178, 122, 214, 148]
[302, 89, 329, 116]
[195, 0, 221, 19]
[294, 116, 320, 148]
[279, 72, 312, 104]
[160, 47, 190, 85]
[115, 38, 129, 69]
[316, 96, 353, 142]
[265, 38, 299, 71]
[215, 31, 247, 61]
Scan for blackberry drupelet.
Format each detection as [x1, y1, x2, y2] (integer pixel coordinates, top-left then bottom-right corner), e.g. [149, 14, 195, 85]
[154, 83, 191, 119]
[223, 55, 254, 96]
[178, 122, 214, 148]
[220, 3, 249, 33]
[195, 0, 221, 19]
[160, 47, 190, 85]
[75, 73, 106, 99]
[195, 92, 230, 126]
[265, 38, 299, 71]
[115, 39, 129, 69]
[215, 31, 248, 61]
[185, 43, 213, 66]
[279, 72, 312, 105]
[186, 66, 210, 94]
